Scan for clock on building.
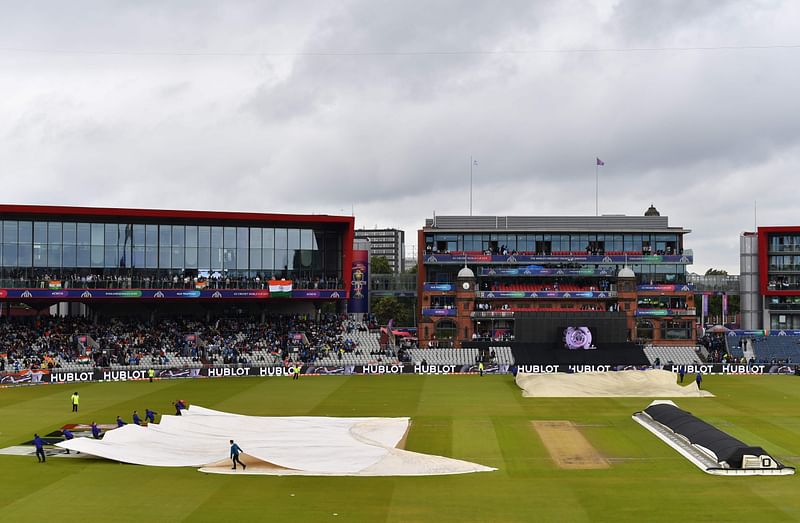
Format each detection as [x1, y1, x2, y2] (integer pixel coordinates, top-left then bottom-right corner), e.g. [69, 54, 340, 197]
[461, 281, 471, 290]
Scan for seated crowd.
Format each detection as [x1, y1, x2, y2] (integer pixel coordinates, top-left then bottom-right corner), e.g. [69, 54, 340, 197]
[0, 314, 378, 373]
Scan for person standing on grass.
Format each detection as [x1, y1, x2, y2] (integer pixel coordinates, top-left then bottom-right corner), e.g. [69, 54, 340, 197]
[230, 439, 246, 470]
[148, 368, 155, 383]
[34, 434, 46, 463]
[145, 408, 157, 424]
[679, 366, 686, 383]
[292, 363, 301, 380]
[695, 372, 703, 389]
[174, 399, 186, 416]
[71, 391, 80, 412]
[478, 361, 484, 377]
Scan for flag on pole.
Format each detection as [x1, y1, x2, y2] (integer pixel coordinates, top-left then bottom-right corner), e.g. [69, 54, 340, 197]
[596, 158, 605, 166]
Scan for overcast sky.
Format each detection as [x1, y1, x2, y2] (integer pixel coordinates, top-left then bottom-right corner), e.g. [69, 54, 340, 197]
[2, 0, 799, 274]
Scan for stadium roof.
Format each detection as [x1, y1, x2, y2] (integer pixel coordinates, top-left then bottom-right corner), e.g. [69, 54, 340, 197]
[423, 215, 690, 234]
[0, 204, 353, 226]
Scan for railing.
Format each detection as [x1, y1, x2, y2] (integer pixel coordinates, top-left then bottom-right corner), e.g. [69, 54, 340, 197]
[686, 274, 740, 293]
[369, 274, 417, 292]
[476, 290, 617, 299]
[471, 311, 516, 319]
[0, 277, 344, 291]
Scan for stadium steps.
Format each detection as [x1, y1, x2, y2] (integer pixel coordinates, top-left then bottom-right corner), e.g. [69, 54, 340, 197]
[643, 345, 702, 365]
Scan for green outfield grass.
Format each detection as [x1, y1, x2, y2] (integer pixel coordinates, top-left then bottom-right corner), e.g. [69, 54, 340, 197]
[1, 374, 799, 522]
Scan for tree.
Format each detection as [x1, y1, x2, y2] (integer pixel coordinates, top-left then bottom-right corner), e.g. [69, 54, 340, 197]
[694, 293, 739, 323]
[370, 296, 415, 326]
[705, 268, 729, 276]
[370, 256, 393, 274]
[406, 263, 418, 274]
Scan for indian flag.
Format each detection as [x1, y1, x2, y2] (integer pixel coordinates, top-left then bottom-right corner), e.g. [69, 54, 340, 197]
[268, 280, 293, 297]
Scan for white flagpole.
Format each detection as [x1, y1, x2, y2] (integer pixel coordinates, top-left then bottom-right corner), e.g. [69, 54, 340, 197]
[470, 155, 473, 216]
[595, 161, 599, 216]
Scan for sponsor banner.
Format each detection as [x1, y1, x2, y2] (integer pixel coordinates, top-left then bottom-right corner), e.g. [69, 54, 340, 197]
[769, 330, 800, 336]
[727, 330, 767, 336]
[480, 267, 613, 277]
[49, 370, 98, 383]
[665, 364, 796, 375]
[635, 309, 691, 317]
[730, 329, 800, 337]
[421, 308, 457, 316]
[477, 291, 611, 299]
[424, 283, 454, 292]
[425, 254, 692, 264]
[517, 364, 797, 375]
[722, 294, 728, 318]
[638, 284, 695, 292]
[292, 289, 345, 299]
[0, 288, 346, 300]
[348, 249, 369, 313]
[5, 362, 799, 386]
[702, 294, 708, 316]
[0, 369, 48, 385]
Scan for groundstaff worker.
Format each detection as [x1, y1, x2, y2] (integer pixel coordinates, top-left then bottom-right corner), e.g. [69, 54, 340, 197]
[62, 429, 75, 454]
[230, 440, 246, 470]
[71, 391, 80, 412]
[33, 434, 46, 463]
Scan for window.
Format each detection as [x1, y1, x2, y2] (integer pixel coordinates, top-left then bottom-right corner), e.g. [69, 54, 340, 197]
[434, 320, 457, 340]
[77, 223, 91, 246]
[636, 320, 654, 340]
[249, 228, 262, 248]
[2, 221, 17, 243]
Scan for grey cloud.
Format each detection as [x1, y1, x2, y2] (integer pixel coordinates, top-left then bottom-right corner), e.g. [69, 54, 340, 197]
[2, 1, 800, 274]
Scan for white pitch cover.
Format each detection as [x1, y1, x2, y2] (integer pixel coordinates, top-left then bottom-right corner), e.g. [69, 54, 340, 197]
[56, 406, 496, 476]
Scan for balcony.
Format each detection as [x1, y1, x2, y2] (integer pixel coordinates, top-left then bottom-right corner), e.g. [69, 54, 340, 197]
[423, 251, 692, 265]
[369, 274, 417, 297]
[476, 290, 617, 299]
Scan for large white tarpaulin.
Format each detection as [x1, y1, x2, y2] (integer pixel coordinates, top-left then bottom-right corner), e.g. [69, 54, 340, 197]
[516, 369, 715, 397]
[56, 406, 496, 476]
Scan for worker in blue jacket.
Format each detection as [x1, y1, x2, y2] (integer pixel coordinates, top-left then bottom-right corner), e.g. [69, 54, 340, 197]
[116, 416, 127, 428]
[132, 411, 142, 426]
[230, 439, 246, 470]
[33, 434, 46, 463]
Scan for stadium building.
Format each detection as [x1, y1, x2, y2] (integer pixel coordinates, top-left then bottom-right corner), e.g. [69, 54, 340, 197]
[354, 228, 405, 274]
[416, 209, 696, 354]
[740, 227, 800, 331]
[0, 205, 354, 317]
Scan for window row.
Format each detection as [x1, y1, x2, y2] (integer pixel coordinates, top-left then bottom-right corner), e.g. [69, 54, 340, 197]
[0, 244, 342, 271]
[424, 232, 682, 254]
[769, 234, 800, 252]
[0, 221, 339, 251]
